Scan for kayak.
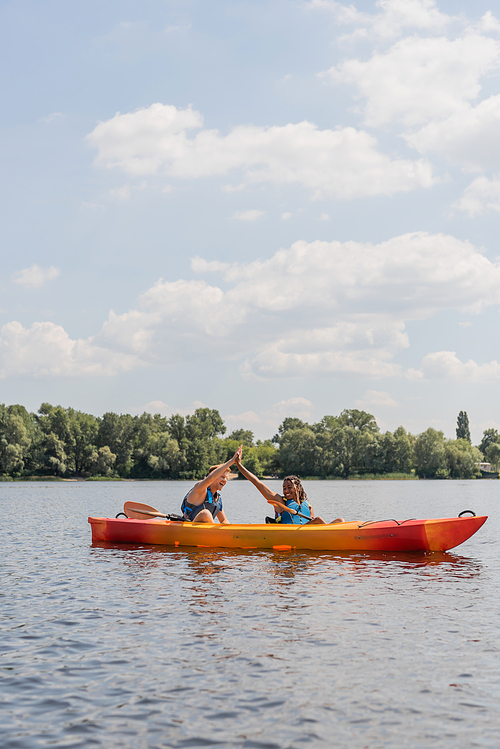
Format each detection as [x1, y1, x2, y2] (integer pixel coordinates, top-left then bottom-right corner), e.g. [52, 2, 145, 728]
[88, 513, 487, 552]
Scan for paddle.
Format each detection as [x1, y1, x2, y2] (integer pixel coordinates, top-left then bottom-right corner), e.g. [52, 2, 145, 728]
[267, 498, 321, 522]
[123, 501, 184, 521]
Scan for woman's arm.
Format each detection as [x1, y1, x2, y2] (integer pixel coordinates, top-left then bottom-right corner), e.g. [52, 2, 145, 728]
[236, 461, 282, 503]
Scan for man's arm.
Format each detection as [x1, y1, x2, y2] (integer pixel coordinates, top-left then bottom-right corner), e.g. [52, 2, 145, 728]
[216, 508, 229, 524]
[187, 446, 242, 504]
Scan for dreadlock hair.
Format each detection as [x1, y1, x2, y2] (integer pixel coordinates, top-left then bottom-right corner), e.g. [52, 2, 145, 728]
[283, 475, 308, 506]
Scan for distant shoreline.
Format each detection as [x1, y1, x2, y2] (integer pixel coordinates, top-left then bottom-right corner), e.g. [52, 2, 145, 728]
[0, 474, 495, 482]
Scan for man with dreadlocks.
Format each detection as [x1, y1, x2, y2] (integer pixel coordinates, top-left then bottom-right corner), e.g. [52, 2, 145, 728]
[235, 456, 344, 525]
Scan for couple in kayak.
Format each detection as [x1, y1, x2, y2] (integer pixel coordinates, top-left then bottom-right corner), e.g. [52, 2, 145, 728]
[181, 446, 344, 525]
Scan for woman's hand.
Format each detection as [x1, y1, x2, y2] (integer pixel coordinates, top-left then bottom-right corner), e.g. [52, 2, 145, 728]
[233, 445, 243, 465]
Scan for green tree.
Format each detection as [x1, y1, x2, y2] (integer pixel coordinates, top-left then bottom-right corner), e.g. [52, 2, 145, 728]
[97, 412, 134, 475]
[456, 411, 471, 442]
[227, 429, 254, 446]
[255, 440, 279, 476]
[445, 439, 482, 479]
[0, 406, 31, 475]
[37, 404, 99, 474]
[179, 408, 227, 478]
[239, 446, 263, 476]
[338, 409, 379, 434]
[485, 442, 500, 471]
[328, 426, 371, 479]
[42, 432, 68, 475]
[272, 417, 308, 443]
[278, 427, 320, 477]
[479, 428, 500, 456]
[414, 428, 447, 478]
[391, 426, 415, 473]
[88, 446, 117, 477]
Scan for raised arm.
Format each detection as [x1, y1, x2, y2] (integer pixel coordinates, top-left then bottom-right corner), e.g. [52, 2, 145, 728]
[236, 460, 282, 504]
[187, 446, 242, 504]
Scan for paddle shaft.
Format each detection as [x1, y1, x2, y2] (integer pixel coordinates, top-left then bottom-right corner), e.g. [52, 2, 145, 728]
[130, 508, 167, 518]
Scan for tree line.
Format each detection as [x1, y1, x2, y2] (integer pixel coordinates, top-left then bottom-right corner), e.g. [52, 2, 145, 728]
[0, 403, 498, 481]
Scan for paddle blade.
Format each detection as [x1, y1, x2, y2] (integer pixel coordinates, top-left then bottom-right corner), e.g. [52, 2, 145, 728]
[124, 501, 167, 519]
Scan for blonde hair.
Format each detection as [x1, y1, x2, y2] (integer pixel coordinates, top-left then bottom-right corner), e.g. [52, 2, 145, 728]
[208, 464, 230, 476]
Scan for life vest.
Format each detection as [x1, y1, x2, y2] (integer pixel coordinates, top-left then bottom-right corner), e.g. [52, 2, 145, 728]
[181, 487, 223, 521]
[275, 497, 312, 525]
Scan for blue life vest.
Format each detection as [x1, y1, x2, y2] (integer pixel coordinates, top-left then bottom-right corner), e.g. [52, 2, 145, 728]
[275, 497, 312, 525]
[181, 487, 223, 521]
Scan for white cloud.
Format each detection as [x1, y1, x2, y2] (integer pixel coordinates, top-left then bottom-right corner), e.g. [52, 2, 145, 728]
[453, 175, 500, 216]
[221, 183, 245, 193]
[134, 399, 205, 417]
[13, 265, 61, 289]
[231, 209, 265, 221]
[0, 321, 139, 379]
[325, 34, 500, 128]
[319, 213, 330, 220]
[109, 183, 131, 200]
[242, 343, 402, 380]
[224, 398, 315, 437]
[5, 232, 500, 381]
[38, 112, 63, 123]
[407, 351, 500, 382]
[191, 257, 230, 274]
[87, 102, 435, 199]
[355, 389, 399, 408]
[315, 6, 500, 178]
[406, 96, 500, 170]
[90, 231, 500, 380]
[310, 0, 452, 40]
[476, 11, 500, 34]
[281, 212, 292, 220]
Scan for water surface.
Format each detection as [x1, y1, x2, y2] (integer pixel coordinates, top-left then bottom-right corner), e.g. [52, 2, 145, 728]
[1, 479, 499, 748]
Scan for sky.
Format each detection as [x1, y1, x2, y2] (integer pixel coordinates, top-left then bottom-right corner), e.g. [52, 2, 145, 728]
[2, 0, 500, 443]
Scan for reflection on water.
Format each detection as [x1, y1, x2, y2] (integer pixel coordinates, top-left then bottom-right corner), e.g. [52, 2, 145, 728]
[1, 480, 499, 748]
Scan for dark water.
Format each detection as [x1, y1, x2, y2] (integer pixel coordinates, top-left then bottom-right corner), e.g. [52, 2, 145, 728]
[1, 479, 499, 748]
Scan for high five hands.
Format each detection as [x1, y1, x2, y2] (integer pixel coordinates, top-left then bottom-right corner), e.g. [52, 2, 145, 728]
[233, 445, 243, 467]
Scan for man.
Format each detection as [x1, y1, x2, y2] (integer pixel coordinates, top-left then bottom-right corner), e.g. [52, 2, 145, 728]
[180, 445, 242, 523]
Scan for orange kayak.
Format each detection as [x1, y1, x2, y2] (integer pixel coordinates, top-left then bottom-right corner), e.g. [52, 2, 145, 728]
[88, 514, 487, 552]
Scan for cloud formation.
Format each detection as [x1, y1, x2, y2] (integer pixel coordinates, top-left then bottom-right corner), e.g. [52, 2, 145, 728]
[13, 265, 61, 289]
[224, 398, 315, 434]
[317, 1, 500, 182]
[87, 103, 434, 199]
[310, 0, 451, 40]
[3, 231, 499, 381]
[453, 175, 500, 216]
[326, 34, 500, 128]
[0, 321, 139, 379]
[408, 351, 500, 382]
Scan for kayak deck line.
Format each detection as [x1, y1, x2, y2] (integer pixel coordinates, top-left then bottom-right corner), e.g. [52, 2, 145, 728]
[88, 514, 487, 553]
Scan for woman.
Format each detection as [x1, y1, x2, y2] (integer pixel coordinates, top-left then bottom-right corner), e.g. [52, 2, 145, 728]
[181, 445, 242, 523]
[235, 457, 331, 524]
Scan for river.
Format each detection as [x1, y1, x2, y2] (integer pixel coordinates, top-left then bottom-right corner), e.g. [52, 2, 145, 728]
[1, 479, 499, 748]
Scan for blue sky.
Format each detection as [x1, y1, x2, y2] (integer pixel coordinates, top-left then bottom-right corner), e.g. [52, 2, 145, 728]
[2, 0, 500, 442]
